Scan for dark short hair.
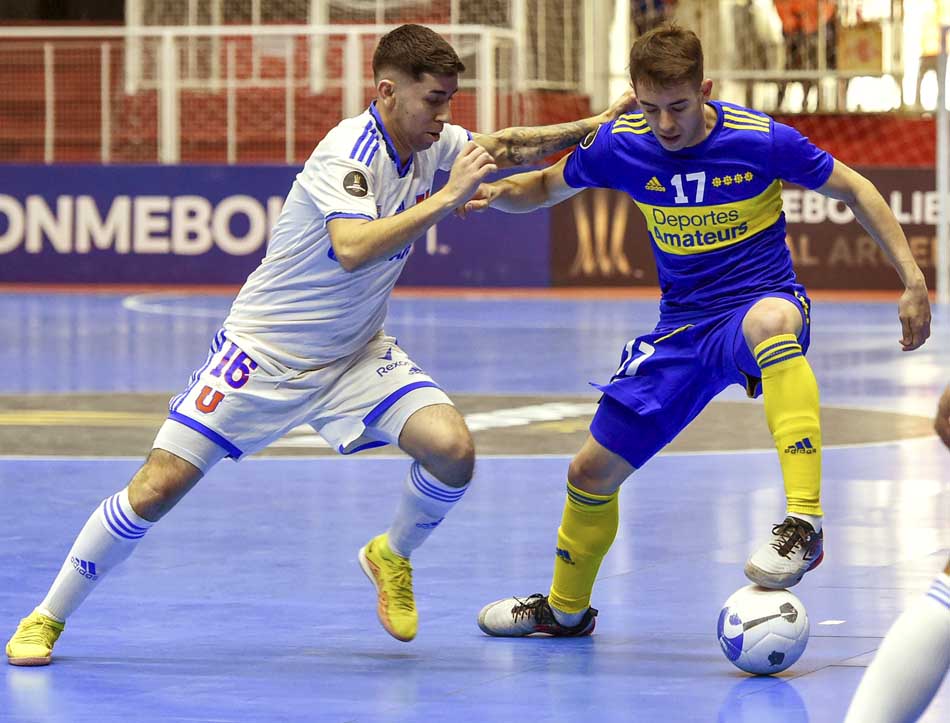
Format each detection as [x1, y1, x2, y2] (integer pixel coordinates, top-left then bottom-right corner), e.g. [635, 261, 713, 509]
[629, 23, 704, 90]
[372, 24, 465, 81]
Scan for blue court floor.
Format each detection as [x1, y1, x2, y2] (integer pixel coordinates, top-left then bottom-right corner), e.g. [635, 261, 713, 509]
[1, 290, 948, 722]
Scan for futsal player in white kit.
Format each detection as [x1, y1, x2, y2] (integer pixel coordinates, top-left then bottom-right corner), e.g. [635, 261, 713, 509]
[6, 23, 635, 663]
[843, 384, 950, 723]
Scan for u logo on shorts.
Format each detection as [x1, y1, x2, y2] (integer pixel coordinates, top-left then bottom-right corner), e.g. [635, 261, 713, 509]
[195, 386, 225, 414]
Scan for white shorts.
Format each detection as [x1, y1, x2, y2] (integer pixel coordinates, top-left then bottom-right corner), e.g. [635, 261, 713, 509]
[153, 328, 452, 471]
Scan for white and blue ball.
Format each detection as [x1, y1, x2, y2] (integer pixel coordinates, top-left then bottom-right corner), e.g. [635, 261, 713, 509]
[717, 585, 809, 675]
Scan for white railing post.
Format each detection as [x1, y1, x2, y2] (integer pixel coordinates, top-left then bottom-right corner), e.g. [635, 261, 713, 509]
[251, 0, 261, 81]
[186, 0, 198, 81]
[285, 37, 295, 164]
[101, 42, 111, 163]
[582, 1, 595, 105]
[478, 31, 496, 133]
[450, 0, 460, 45]
[562, 0, 573, 85]
[817, 0, 827, 108]
[210, 0, 222, 92]
[227, 41, 237, 164]
[585, 0, 612, 115]
[608, 0, 630, 107]
[158, 31, 180, 163]
[44, 42, 54, 164]
[511, 0, 528, 124]
[125, 0, 142, 95]
[308, 0, 328, 94]
[937, 26, 949, 305]
[343, 31, 362, 119]
[537, 0, 546, 84]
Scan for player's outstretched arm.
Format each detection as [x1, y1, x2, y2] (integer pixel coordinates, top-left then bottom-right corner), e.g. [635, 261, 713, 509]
[816, 159, 931, 351]
[460, 154, 582, 216]
[327, 142, 496, 271]
[471, 89, 636, 168]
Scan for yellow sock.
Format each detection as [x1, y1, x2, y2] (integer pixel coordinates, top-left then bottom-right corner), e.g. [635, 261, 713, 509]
[754, 333, 823, 517]
[548, 482, 619, 614]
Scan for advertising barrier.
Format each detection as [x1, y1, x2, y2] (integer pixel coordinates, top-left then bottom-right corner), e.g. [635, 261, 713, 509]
[551, 168, 938, 291]
[0, 164, 936, 290]
[0, 165, 550, 287]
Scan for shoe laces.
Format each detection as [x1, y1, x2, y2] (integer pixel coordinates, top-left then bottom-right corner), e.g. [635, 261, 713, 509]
[769, 518, 812, 558]
[510, 594, 554, 625]
[17, 618, 59, 646]
[385, 557, 415, 612]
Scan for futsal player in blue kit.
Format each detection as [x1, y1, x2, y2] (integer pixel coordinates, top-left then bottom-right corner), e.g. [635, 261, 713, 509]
[474, 23, 933, 636]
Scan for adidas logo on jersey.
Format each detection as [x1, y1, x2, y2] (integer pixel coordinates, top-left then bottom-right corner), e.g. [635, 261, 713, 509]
[645, 176, 666, 192]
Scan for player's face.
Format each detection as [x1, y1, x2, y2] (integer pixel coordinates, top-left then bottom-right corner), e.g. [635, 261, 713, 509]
[380, 72, 458, 157]
[635, 79, 713, 151]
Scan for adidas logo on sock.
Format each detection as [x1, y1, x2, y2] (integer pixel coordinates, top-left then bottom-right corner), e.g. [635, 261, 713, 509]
[644, 176, 666, 192]
[784, 437, 817, 455]
[70, 556, 99, 580]
[415, 517, 444, 529]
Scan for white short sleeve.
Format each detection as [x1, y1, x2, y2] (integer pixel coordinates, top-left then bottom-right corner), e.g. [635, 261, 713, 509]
[298, 157, 379, 222]
[436, 124, 473, 172]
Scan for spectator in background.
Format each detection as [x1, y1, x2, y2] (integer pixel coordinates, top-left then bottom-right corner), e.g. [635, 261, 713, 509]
[775, 0, 837, 110]
[634, 0, 673, 37]
[914, 1, 950, 110]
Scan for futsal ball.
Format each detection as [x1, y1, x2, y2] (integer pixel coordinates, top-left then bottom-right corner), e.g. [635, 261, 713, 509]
[717, 585, 809, 675]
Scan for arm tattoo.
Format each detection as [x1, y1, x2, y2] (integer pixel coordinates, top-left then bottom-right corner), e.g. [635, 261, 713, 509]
[499, 119, 598, 166]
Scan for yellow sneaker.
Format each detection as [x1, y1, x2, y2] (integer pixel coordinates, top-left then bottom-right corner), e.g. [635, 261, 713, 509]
[358, 533, 418, 642]
[6, 611, 65, 666]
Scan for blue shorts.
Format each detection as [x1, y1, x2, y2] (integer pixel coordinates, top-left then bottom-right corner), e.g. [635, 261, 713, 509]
[589, 289, 811, 469]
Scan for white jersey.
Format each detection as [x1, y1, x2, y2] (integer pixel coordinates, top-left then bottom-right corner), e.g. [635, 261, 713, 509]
[224, 102, 471, 370]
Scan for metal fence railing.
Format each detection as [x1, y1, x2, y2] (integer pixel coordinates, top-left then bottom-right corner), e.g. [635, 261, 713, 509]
[0, 24, 527, 164]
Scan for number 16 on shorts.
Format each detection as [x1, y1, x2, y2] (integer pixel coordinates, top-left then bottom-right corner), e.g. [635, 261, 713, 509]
[174, 337, 258, 416]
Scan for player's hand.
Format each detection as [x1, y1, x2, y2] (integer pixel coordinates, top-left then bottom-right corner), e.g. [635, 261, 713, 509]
[935, 385, 950, 450]
[598, 88, 638, 123]
[444, 142, 498, 206]
[897, 284, 931, 351]
[457, 183, 502, 218]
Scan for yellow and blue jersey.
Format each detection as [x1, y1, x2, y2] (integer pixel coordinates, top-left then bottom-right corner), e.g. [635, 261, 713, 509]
[564, 100, 834, 321]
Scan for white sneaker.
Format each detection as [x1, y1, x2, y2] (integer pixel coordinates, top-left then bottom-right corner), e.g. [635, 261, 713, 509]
[477, 594, 597, 637]
[745, 516, 824, 589]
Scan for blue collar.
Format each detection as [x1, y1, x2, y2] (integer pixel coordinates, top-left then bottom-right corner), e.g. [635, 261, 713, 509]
[369, 101, 413, 178]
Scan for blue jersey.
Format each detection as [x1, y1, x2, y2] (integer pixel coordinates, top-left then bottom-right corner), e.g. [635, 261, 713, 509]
[563, 101, 834, 321]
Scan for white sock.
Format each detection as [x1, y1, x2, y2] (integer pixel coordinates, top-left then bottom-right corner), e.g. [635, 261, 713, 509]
[844, 573, 950, 723]
[386, 461, 467, 558]
[551, 605, 587, 628]
[789, 512, 822, 532]
[38, 488, 154, 622]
